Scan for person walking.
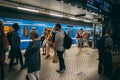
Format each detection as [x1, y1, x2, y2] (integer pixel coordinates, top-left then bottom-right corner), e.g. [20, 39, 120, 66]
[24, 30, 41, 80]
[54, 24, 66, 73]
[76, 28, 83, 51]
[83, 30, 90, 47]
[9, 23, 23, 71]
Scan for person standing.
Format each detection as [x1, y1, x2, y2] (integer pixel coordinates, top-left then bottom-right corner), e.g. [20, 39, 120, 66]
[0, 20, 5, 80]
[9, 23, 23, 71]
[54, 24, 66, 73]
[103, 27, 113, 77]
[83, 30, 90, 47]
[24, 30, 41, 80]
[76, 28, 83, 51]
[97, 27, 113, 77]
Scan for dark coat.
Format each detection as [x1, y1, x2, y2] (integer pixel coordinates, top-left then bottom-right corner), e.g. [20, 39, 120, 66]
[8, 31, 20, 58]
[24, 40, 41, 73]
[0, 30, 5, 62]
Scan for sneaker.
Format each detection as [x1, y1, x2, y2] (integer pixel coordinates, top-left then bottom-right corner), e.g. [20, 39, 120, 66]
[20, 65, 27, 70]
[45, 55, 50, 59]
[42, 53, 46, 55]
[56, 69, 65, 73]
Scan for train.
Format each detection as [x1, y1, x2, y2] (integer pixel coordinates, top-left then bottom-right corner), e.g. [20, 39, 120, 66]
[0, 18, 102, 50]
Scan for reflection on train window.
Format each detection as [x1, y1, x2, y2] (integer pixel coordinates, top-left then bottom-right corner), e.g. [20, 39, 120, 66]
[24, 26, 28, 37]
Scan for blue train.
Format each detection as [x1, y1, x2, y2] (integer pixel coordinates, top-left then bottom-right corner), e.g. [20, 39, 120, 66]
[0, 18, 102, 50]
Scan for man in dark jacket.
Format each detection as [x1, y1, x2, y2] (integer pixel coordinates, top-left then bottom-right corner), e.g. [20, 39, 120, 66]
[9, 23, 23, 71]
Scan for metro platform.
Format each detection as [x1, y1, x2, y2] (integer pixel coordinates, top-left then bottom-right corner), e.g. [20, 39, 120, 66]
[3, 46, 120, 80]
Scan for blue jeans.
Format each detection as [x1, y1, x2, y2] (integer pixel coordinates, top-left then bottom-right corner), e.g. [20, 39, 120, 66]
[57, 50, 65, 70]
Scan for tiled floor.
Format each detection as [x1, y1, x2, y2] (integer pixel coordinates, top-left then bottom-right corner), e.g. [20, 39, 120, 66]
[4, 47, 117, 80]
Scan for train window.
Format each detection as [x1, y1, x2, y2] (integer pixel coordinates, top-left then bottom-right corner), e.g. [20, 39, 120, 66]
[24, 26, 28, 37]
[4, 26, 12, 34]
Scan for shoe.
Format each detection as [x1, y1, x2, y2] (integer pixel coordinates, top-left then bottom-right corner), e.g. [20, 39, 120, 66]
[42, 53, 46, 55]
[8, 67, 17, 71]
[98, 71, 102, 74]
[56, 69, 65, 73]
[13, 62, 18, 66]
[21, 65, 27, 69]
[45, 55, 50, 59]
[20, 65, 27, 70]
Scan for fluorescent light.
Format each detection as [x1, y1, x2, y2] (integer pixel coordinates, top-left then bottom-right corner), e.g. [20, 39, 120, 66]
[83, 19, 92, 23]
[91, 12, 98, 15]
[69, 17, 79, 20]
[49, 13, 63, 17]
[17, 7, 39, 13]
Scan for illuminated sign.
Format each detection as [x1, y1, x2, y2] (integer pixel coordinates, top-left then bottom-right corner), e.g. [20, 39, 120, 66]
[86, 0, 102, 11]
[102, 1, 112, 13]
[86, 0, 112, 17]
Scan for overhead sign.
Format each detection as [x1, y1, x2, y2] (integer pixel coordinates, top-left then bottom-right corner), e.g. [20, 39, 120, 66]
[86, 0, 112, 17]
[86, 0, 102, 11]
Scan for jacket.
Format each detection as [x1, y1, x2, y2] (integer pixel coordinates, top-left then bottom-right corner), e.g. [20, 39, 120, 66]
[24, 40, 41, 73]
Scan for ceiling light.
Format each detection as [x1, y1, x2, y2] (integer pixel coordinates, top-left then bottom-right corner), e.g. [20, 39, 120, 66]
[91, 12, 98, 15]
[49, 13, 63, 17]
[17, 7, 39, 13]
[69, 17, 79, 20]
[83, 19, 92, 23]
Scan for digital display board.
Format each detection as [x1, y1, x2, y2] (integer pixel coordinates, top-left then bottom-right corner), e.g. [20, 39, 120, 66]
[86, 0, 112, 17]
[86, 0, 102, 11]
[102, 1, 112, 13]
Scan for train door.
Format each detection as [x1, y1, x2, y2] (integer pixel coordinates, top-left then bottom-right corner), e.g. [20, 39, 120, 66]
[20, 25, 31, 50]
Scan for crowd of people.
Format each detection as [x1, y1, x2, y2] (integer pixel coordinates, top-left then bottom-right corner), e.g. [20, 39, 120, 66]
[0, 21, 67, 80]
[76, 28, 90, 50]
[0, 19, 117, 80]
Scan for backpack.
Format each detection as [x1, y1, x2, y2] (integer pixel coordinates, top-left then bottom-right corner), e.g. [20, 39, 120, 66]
[52, 31, 56, 43]
[96, 36, 108, 52]
[64, 32, 72, 49]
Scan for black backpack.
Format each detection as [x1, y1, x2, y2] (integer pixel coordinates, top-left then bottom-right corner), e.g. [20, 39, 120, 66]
[64, 32, 72, 49]
[96, 36, 108, 52]
[52, 31, 56, 43]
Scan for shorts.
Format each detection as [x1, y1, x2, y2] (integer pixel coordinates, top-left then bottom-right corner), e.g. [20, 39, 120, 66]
[78, 38, 83, 46]
[42, 40, 47, 47]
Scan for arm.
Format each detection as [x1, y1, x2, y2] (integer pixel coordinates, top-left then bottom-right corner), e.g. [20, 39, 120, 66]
[24, 42, 33, 57]
[105, 37, 114, 52]
[53, 33, 59, 50]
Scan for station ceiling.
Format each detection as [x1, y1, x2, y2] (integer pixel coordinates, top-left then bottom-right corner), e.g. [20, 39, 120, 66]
[1, 0, 111, 24]
[0, 0, 95, 20]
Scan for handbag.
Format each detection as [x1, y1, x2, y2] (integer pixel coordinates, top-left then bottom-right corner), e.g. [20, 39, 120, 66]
[52, 53, 58, 63]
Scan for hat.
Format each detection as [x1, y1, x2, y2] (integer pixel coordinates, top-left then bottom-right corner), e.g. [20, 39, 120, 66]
[12, 23, 19, 31]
